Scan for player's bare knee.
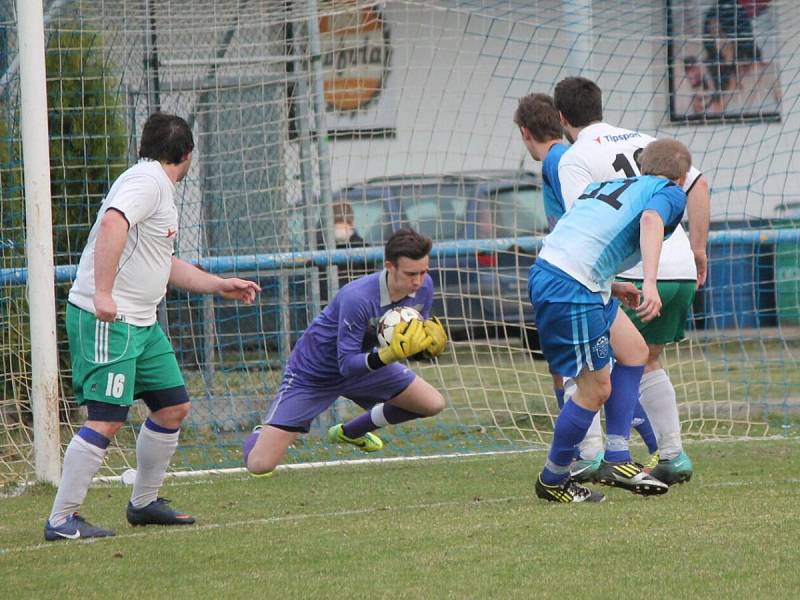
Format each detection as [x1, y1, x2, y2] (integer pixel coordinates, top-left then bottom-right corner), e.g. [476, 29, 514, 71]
[646, 345, 663, 368]
[247, 461, 276, 476]
[424, 391, 446, 416]
[87, 420, 124, 439]
[592, 380, 613, 407]
[631, 339, 649, 366]
[151, 401, 191, 428]
[172, 401, 192, 422]
[636, 348, 649, 366]
[247, 453, 279, 475]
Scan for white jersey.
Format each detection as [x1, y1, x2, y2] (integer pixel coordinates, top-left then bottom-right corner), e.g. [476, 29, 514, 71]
[558, 122, 701, 281]
[69, 159, 178, 326]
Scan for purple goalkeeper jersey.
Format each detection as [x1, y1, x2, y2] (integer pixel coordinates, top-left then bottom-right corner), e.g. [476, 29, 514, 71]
[287, 269, 434, 385]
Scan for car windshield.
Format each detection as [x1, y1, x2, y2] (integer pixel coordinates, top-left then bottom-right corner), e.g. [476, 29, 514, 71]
[341, 176, 546, 245]
[351, 198, 386, 245]
[490, 187, 547, 238]
[396, 184, 471, 241]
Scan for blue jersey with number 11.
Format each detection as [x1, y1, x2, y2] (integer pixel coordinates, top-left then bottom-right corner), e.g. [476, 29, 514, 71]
[537, 175, 687, 300]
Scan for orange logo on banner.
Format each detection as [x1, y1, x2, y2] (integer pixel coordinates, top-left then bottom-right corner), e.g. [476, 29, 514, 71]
[320, 3, 390, 112]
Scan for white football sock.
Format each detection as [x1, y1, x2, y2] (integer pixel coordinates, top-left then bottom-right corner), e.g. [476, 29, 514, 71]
[578, 410, 605, 460]
[639, 368, 683, 460]
[130, 420, 180, 508]
[48, 435, 107, 527]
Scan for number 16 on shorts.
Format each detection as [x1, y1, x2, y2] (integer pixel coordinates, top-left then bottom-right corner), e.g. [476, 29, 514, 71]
[105, 373, 127, 399]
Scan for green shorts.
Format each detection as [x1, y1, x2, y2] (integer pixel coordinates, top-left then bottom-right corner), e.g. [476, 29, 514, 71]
[66, 303, 185, 406]
[617, 279, 697, 345]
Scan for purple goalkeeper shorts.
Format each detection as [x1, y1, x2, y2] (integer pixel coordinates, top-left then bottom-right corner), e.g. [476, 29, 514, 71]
[263, 363, 417, 433]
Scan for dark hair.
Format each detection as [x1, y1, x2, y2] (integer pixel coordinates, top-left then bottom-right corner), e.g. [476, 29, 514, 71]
[513, 93, 562, 142]
[138, 112, 194, 164]
[385, 227, 432, 264]
[553, 77, 603, 128]
[683, 55, 699, 66]
[332, 201, 355, 225]
[640, 139, 692, 181]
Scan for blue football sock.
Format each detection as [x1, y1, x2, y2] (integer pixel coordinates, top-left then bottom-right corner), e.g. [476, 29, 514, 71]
[342, 412, 376, 439]
[555, 387, 581, 460]
[603, 363, 644, 463]
[343, 403, 422, 438]
[632, 401, 658, 454]
[542, 399, 598, 485]
[554, 387, 565, 409]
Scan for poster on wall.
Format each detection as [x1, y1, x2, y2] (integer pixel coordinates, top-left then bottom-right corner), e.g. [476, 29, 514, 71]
[319, 2, 396, 138]
[667, 0, 782, 123]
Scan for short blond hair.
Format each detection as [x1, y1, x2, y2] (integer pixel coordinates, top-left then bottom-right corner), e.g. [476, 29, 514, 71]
[639, 139, 692, 181]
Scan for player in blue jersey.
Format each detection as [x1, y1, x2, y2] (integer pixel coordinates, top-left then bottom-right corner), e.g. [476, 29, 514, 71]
[513, 93, 568, 231]
[513, 92, 572, 411]
[530, 139, 692, 502]
[243, 228, 448, 476]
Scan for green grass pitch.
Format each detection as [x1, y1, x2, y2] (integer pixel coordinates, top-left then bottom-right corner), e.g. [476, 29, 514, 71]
[2, 438, 800, 598]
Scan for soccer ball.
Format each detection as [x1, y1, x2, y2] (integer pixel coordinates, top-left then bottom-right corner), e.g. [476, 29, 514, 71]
[377, 306, 422, 348]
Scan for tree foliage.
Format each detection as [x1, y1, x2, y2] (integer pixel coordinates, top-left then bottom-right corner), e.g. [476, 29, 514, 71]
[0, 25, 128, 409]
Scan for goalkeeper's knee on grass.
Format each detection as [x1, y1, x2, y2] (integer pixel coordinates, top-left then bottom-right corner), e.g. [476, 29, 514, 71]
[242, 427, 277, 476]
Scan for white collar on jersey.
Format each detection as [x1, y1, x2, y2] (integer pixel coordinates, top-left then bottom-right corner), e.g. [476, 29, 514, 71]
[575, 122, 615, 142]
[379, 268, 417, 307]
[137, 158, 177, 191]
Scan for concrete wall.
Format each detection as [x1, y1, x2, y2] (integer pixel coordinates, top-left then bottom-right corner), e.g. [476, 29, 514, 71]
[329, 0, 800, 221]
[20, 0, 800, 232]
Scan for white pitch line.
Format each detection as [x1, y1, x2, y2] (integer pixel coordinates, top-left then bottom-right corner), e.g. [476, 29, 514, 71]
[0, 495, 528, 556]
[4, 475, 800, 556]
[92, 448, 544, 485]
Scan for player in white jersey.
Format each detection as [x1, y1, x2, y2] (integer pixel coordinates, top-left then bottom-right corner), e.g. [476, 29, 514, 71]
[553, 76, 711, 484]
[45, 113, 261, 541]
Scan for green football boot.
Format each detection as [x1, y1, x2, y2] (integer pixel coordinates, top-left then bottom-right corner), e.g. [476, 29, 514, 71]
[569, 451, 604, 483]
[328, 423, 384, 452]
[650, 451, 694, 485]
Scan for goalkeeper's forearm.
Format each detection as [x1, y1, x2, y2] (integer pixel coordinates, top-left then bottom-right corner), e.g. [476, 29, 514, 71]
[337, 351, 385, 378]
[339, 349, 399, 377]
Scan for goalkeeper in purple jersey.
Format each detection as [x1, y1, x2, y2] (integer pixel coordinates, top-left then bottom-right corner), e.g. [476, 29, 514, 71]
[244, 228, 448, 476]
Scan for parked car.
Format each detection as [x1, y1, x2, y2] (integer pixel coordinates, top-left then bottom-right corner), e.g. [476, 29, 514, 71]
[332, 170, 548, 340]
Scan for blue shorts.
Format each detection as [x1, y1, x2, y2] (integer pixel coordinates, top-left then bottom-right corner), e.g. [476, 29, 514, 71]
[529, 260, 618, 378]
[264, 363, 417, 433]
